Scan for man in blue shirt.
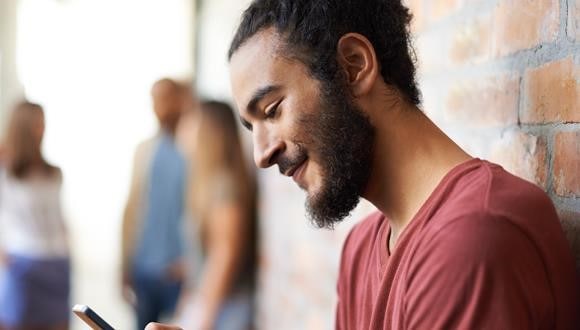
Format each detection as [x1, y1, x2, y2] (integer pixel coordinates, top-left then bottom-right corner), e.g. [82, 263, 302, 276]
[121, 79, 189, 329]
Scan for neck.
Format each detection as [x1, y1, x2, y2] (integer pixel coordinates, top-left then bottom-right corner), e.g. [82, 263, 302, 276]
[362, 101, 471, 247]
[161, 122, 177, 137]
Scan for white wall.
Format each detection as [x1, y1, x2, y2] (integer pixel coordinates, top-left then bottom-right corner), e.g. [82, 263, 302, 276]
[14, 0, 195, 328]
[0, 0, 24, 124]
[195, 0, 251, 100]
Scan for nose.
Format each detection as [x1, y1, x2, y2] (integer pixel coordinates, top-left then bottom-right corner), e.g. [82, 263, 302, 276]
[253, 126, 284, 168]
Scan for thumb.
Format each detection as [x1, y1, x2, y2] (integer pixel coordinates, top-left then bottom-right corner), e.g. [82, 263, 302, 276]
[144, 322, 183, 330]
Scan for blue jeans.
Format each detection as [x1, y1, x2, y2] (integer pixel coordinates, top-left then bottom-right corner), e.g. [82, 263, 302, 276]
[132, 270, 182, 330]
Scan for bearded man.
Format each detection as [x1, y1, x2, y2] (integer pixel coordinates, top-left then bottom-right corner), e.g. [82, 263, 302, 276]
[148, 1, 578, 329]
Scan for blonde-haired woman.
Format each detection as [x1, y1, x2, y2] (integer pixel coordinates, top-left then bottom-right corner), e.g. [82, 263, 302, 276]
[176, 100, 257, 330]
[0, 101, 70, 330]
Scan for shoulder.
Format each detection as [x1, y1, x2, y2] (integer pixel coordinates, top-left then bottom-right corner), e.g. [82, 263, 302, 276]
[338, 210, 385, 286]
[343, 211, 385, 252]
[476, 161, 561, 244]
[419, 211, 533, 262]
[412, 160, 570, 279]
[415, 159, 554, 268]
[351, 210, 385, 235]
[406, 210, 550, 302]
[461, 159, 554, 212]
[48, 165, 63, 182]
[134, 137, 159, 161]
[483, 161, 556, 217]
[339, 211, 385, 272]
[404, 211, 559, 329]
[136, 136, 157, 153]
[432, 160, 557, 232]
[418, 161, 549, 262]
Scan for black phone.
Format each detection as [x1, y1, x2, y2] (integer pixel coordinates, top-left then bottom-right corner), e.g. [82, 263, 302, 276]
[72, 304, 115, 330]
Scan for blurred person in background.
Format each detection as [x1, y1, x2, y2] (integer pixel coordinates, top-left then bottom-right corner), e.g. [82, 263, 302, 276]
[174, 82, 198, 158]
[121, 78, 189, 329]
[174, 100, 257, 330]
[0, 101, 70, 330]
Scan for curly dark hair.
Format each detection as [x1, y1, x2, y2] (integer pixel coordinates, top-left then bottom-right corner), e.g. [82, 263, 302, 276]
[228, 0, 420, 105]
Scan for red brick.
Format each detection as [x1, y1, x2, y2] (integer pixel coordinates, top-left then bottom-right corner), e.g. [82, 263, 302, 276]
[445, 73, 519, 126]
[489, 131, 548, 188]
[567, 0, 580, 41]
[492, 0, 559, 56]
[450, 15, 492, 64]
[522, 57, 580, 124]
[576, 2, 580, 41]
[553, 131, 580, 197]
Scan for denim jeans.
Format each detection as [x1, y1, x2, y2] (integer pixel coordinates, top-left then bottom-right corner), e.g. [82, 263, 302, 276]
[132, 269, 182, 330]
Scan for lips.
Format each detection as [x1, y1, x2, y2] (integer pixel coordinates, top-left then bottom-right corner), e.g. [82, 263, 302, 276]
[291, 160, 307, 183]
[282, 158, 303, 175]
[280, 153, 307, 176]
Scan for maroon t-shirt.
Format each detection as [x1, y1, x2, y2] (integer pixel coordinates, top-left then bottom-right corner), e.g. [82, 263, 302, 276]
[336, 159, 578, 329]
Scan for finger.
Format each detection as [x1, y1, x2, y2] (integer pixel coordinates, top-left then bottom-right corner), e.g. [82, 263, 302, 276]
[144, 322, 183, 330]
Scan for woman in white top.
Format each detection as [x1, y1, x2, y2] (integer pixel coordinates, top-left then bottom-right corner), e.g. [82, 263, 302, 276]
[0, 101, 70, 330]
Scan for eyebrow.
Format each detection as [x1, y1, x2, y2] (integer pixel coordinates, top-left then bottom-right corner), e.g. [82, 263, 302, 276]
[240, 115, 252, 131]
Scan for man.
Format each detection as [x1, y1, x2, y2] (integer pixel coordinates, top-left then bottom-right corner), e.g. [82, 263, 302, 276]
[122, 78, 190, 329]
[148, 0, 578, 329]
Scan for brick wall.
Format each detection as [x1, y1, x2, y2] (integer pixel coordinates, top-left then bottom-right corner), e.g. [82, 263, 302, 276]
[410, 0, 580, 270]
[252, 0, 580, 329]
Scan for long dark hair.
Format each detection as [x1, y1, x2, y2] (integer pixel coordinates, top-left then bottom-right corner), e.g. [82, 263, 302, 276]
[192, 100, 259, 288]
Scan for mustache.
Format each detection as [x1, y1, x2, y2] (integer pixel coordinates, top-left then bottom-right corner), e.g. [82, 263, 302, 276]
[277, 151, 307, 175]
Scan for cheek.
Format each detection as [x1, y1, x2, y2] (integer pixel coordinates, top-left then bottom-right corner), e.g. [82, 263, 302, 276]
[283, 110, 312, 146]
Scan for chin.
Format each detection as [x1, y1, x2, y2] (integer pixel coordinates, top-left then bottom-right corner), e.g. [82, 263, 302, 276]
[303, 180, 322, 196]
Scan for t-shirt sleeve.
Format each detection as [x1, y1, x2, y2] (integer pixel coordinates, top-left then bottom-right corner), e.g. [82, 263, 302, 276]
[403, 213, 553, 329]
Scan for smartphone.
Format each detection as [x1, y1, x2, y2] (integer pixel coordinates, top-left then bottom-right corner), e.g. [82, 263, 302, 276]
[72, 304, 115, 330]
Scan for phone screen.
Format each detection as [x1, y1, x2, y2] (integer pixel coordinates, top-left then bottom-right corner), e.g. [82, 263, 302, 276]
[72, 304, 115, 330]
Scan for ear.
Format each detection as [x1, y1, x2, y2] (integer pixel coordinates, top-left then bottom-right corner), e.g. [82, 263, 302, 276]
[336, 33, 379, 97]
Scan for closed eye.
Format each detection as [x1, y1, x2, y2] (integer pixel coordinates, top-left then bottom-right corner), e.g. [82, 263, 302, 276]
[265, 99, 282, 119]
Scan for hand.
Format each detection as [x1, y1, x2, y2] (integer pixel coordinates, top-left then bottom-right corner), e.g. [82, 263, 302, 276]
[144, 322, 183, 330]
[0, 250, 6, 266]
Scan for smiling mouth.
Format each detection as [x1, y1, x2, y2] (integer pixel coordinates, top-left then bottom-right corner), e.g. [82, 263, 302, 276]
[281, 155, 304, 176]
[290, 159, 307, 183]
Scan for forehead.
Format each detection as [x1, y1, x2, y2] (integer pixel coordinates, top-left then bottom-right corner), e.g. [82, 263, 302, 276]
[229, 28, 310, 114]
[152, 81, 178, 96]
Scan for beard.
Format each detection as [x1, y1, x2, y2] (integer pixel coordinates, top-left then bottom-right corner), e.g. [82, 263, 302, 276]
[296, 73, 375, 229]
